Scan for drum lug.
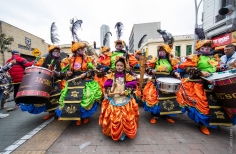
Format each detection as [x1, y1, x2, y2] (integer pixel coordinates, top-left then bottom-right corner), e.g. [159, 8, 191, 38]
[39, 71, 41, 74]
[156, 82, 161, 89]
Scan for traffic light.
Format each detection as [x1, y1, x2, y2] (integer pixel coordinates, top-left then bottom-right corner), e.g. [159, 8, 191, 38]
[218, 4, 236, 32]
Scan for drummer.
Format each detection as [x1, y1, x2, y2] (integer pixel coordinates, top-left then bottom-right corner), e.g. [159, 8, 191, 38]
[20, 45, 68, 120]
[142, 41, 182, 124]
[220, 44, 236, 70]
[175, 39, 224, 135]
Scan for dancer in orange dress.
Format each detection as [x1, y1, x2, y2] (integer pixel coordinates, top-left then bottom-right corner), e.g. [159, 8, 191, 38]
[99, 57, 139, 141]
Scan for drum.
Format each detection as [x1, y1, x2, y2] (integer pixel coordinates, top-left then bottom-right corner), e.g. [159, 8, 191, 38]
[156, 77, 181, 93]
[16, 66, 53, 104]
[202, 70, 236, 114]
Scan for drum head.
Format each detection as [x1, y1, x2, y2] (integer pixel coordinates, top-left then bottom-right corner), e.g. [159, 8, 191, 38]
[202, 72, 236, 81]
[157, 77, 181, 83]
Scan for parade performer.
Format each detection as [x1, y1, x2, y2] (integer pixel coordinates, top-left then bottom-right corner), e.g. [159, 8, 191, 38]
[19, 22, 68, 120]
[99, 57, 139, 141]
[175, 28, 234, 135]
[110, 22, 139, 71]
[56, 19, 102, 126]
[142, 29, 181, 124]
[94, 32, 113, 96]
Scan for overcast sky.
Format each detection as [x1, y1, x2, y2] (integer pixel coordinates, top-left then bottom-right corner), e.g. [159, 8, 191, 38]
[0, 0, 203, 50]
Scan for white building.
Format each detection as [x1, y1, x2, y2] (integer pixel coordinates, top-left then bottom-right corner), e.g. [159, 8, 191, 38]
[129, 22, 161, 53]
[140, 34, 194, 58]
[203, 0, 236, 50]
[100, 25, 110, 47]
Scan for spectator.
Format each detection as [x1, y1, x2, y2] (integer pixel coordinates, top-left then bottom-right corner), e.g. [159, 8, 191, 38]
[0, 60, 16, 118]
[1, 72, 13, 109]
[220, 44, 236, 71]
[6, 50, 34, 107]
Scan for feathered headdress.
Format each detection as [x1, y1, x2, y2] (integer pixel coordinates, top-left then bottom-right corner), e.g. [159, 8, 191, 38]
[70, 19, 83, 42]
[101, 32, 112, 53]
[195, 28, 212, 50]
[103, 32, 112, 46]
[135, 34, 147, 56]
[157, 29, 174, 54]
[48, 22, 60, 52]
[114, 22, 125, 47]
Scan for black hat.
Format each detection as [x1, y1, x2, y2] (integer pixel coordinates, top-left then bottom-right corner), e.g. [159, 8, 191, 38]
[11, 50, 20, 55]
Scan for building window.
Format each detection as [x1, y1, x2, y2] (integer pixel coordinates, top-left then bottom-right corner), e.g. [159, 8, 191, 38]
[186, 45, 192, 55]
[145, 48, 148, 57]
[175, 46, 181, 57]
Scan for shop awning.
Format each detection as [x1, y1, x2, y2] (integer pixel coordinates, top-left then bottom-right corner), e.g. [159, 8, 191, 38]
[215, 43, 236, 50]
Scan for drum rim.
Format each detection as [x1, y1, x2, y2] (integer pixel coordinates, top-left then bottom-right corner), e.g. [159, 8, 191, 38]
[156, 77, 181, 83]
[26, 66, 52, 73]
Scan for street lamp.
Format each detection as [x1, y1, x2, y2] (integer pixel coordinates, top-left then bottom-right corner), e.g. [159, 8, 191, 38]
[193, 0, 203, 53]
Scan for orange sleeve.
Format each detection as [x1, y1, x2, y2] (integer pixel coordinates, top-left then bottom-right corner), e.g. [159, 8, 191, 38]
[128, 55, 139, 67]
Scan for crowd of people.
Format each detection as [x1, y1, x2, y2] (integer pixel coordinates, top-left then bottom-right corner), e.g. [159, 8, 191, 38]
[0, 21, 236, 141]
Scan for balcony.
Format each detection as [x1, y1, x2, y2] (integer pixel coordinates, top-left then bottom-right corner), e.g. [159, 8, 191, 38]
[215, 14, 226, 23]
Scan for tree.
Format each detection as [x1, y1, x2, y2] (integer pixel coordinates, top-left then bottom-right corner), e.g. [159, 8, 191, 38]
[0, 33, 14, 53]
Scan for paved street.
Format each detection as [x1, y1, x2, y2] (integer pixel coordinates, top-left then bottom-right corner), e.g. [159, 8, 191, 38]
[0, 100, 48, 152]
[1, 102, 236, 154]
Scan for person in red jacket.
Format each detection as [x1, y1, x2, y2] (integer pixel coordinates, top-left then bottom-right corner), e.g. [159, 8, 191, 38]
[6, 50, 34, 107]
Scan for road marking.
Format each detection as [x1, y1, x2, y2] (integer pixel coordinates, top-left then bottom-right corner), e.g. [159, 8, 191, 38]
[1, 117, 54, 154]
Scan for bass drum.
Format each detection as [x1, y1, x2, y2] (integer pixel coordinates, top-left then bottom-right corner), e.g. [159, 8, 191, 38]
[16, 66, 53, 104]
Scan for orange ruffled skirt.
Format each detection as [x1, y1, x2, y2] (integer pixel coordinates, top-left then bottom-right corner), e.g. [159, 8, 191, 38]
[99, 98, 139, 141]
[175, 78, 209, 115]
[94, 75, 107, 96]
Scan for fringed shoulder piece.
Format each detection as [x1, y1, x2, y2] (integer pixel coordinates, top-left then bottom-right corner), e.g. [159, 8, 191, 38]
[105, 72, 115, 80]
[126, 73, 136, 81]
[187, 54, 200, 63]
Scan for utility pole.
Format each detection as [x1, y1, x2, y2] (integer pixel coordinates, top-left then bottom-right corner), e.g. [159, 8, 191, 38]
[193, 0, 203, 53]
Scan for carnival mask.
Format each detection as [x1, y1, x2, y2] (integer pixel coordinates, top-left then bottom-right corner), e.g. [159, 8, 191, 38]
[199, 46, 211, 55]
[52, 49, 60, 58]
[77, 48, 85, 56]
[115, 44, 123, 51]
[159, 50, 167, 57]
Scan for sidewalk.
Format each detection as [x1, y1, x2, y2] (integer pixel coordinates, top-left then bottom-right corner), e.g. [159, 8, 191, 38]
[10, 105, 236, 154]
[0, 101, 48, 152]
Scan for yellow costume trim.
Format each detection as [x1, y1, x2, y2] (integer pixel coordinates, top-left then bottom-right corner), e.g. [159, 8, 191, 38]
[71, 41, 87, 53]
[195, 40, 212, 50]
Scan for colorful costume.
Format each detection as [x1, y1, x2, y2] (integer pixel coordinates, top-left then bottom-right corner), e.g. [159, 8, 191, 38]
[99, 58, 139, 141]
[175, 40, 235, 135]
[19, 45, 68, 118]
[56, 41, 102, 125]
[142, 30, 182, 124]
[142, 44, 182, 124]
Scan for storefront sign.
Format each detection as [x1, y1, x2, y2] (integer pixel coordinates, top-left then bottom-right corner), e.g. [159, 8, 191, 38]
[18, 37, 34, 51]
[212, 33, 232, 47]
[232, 31, 236, 43]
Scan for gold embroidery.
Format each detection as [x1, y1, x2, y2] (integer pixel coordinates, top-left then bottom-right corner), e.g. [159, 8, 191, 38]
[214, 111, 225, 119]
[66, 105, 77, 114]
[160, 90, 169, 94]
[71, 91, 79, 97]
[209, 95, 218, 102]
[50, 98, 58, 105]
[72, 80, 82, 86]
[163, 100, 174, 111]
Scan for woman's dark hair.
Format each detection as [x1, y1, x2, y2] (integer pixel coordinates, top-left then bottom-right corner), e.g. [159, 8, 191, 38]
[115, 57, 126, 69]
[42, 49, 61, 72]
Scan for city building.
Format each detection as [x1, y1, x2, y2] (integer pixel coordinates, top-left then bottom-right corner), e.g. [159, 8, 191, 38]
[203, 0, 236, 50]
[0, 21, 48, 66]
[100, 24, 110, 47]
[140, 34, 194, 58]
[129, 22, 161, 53]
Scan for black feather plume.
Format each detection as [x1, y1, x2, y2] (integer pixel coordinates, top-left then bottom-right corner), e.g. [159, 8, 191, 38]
[138, 34, 147, 49]
[70, 19, 83, 41]
[195, 28, 205, 40]
[50, 22, 60, 44]
[157, 29, 174, 45]
[103, 32, 112, 46]
[115, 22, 124, 40]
